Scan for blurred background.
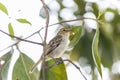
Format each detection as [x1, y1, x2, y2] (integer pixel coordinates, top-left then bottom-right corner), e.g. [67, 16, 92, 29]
[0, 0, 120, 80]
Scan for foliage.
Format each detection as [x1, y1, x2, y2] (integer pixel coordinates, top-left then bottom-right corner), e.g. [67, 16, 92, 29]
[0, 2, 8, 15]
[8, 23, 14, 39]
[16, 19, 32, 25]
[12, 53, 39, 80]
[92, 27, 102, 77]
[0, 49, 13, 80]
[0, 0, 120, 80]
[40, 58, 68, 80]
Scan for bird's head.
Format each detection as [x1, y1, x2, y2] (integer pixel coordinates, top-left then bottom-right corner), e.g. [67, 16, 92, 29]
[57, 27, 74, 36]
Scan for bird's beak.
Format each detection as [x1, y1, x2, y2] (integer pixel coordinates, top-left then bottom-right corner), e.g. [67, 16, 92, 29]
[70, 31, 75, 36]
[67, 28, 75, 36]
[65, 28, 75, 35]
[68, 29, 74, 36]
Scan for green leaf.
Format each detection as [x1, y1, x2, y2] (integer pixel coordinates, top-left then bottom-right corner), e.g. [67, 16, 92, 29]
[16, 19, 32, 25]
[8, 23, 14, 39]
[0, 49, 14, 80]
[12, 53, 39, 80]
[92, 3, 99, 17]
[40, 58, 68, 80]
[92, 27, 102, 77]
[69, 26, 83, 48]
[0, 2, 8, 15]
[74, 0, 86, 15]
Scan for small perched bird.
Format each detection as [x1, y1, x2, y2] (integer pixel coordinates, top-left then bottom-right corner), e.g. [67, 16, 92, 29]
[29, 27, 73, 73]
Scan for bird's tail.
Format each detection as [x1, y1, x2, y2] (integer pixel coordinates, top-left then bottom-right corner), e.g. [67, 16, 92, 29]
[29, 56, 42, 73]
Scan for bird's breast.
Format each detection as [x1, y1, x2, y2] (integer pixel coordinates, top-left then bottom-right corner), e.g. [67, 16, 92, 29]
[50, 36, 69, 58]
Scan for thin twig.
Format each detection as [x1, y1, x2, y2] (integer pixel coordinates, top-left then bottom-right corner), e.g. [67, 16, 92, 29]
[0, 42, 18, 52]
[25, 27, 44, 39]
[0, 27, 44, 52]
[28, 17, 104, 39]
[49, 17, 103, 27]
[63, 59, 87, 80]
[0, 30, 43, 46]
[38, 33, 44, 42]
[40, 0, 50, 80]
[46, 58, 87, 80]
[46, 58, 63, 69]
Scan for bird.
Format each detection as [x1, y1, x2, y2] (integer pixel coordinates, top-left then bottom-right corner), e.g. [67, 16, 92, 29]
[29, 27, 73, 73]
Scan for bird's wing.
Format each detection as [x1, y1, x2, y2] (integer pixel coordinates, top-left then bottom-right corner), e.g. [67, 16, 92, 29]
[46, 35, 62, 55]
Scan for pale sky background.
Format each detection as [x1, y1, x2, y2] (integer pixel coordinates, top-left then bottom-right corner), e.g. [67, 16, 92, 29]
[0, 0, 120, 80]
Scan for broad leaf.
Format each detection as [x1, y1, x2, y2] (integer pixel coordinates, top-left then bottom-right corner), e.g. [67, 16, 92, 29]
[40, 58, 68, 80]
[92, 3, 99, 17]
[0, 2, 8, 15]
[12, 53, 39, 80]
[69, 26, 83, 48]
[8, 23, 14, 39]
[0, 49, 14, 80]
[16, 19, 32, 25]
[92, 27, 102, 77]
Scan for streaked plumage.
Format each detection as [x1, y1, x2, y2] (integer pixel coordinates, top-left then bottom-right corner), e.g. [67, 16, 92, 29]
[29, 27, 72, 73]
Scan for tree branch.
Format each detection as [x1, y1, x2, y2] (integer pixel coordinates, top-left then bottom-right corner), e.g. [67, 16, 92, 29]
[29, 17, 104, 39]
[0, 29, 43, 45]
[63, 59, 87, 80]
[45, 58, 87, 80]
[0, 27, 44, 52]
[49, 17, 103, 27]
[40, 0, 50, 80]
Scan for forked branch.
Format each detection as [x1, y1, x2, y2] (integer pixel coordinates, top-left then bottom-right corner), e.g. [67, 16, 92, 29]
[0, 29, 43, 46]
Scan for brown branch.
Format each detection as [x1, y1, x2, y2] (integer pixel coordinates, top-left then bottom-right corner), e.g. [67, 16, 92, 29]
[0, 42, 18, 52]
[0, 27, 44, 52]
[49, 17, 102, 27]
[0, 30, 43, 46]
[25, 27, 44, 39]
[63, 59, 87, 80]
[40, 0, 50, 80]
[29, 17, 104, 38]
[46, 59, 87, 80]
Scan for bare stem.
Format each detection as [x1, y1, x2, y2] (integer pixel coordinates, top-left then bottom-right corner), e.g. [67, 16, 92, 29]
[45, 58, 87, 80]
[28, 17, 104, 39]
[49, 17, 103, 27]
[25, 27, 44, 39]
[0, 30, 43, 46]
[40, 0, 50, 80]
[0, 27, 44, 52]
[63, 59, 87, 80]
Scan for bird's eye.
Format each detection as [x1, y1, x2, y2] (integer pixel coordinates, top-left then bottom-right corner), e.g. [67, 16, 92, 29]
[63, 29, 66, 31]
